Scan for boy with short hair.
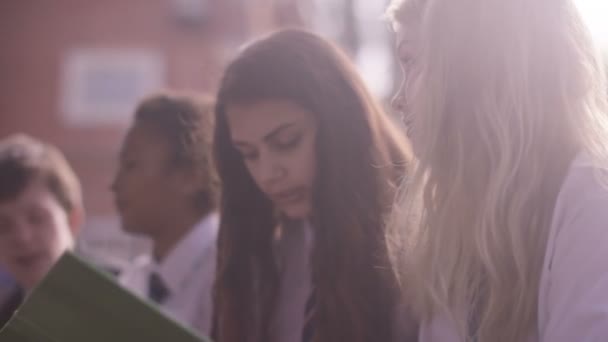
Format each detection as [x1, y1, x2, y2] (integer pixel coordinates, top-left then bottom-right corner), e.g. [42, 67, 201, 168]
[0, 134, 83, 327]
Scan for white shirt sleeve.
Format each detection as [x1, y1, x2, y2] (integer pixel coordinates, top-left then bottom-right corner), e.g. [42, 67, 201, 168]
[540, 172, 608, 342]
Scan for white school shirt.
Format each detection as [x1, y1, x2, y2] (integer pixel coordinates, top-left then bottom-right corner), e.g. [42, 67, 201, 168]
[119, 213, 219, 336]
[419, 154, 608, 341]
[270, 221, 315, 342]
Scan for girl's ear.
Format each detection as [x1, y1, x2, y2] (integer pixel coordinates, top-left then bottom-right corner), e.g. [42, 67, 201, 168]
[174, 166, 204, 197]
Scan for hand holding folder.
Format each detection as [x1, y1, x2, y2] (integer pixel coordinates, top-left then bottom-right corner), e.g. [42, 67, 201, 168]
[0, 252, 212, 342]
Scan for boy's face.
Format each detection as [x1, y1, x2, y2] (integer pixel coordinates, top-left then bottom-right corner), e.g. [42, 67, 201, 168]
[0, 179, 77, 290]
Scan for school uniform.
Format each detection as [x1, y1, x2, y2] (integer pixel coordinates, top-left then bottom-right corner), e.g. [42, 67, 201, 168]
[270, 221, 314, 342]
[119, 213, 218, 335]
[419, 154, 608, 341]
[270, 222, 416, 342]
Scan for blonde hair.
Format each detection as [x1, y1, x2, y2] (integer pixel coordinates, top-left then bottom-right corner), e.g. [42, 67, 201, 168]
[387, 0, 608, 341]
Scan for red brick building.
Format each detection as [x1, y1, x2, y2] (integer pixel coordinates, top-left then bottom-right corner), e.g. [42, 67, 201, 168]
[0, 0, 400, 269]
[0, 0, 306, 267]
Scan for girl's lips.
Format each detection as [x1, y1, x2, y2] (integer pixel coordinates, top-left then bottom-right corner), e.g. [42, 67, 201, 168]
[271, 187, 306, 205]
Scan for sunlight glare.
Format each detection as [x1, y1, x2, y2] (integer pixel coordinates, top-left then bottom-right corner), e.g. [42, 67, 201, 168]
[576, 0, 608, 50]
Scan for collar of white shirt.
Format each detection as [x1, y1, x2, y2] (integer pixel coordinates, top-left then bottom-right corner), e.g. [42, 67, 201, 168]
[151, 212, 219, 296]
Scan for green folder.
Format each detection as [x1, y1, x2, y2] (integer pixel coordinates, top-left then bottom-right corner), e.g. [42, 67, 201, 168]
[0, 252, 212, 342]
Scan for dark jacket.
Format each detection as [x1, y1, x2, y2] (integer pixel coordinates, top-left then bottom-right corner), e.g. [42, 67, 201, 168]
[0, 287, 23, 329]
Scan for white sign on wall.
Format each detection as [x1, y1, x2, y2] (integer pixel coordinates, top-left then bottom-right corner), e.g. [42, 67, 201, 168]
[61, 48, 165, 126]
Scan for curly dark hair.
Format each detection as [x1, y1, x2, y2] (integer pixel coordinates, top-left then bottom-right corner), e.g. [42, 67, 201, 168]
[134, 92, 219, 215]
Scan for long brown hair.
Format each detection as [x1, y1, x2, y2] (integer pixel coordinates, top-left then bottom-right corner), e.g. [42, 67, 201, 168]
[213, 29, 413, 342]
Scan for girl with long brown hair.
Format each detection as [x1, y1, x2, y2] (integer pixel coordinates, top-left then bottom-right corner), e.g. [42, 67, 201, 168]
[212, 29, 414, 342]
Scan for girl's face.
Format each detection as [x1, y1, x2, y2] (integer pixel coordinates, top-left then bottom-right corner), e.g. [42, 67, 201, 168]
[392, 21, 424, 152]
[226, 100, 317, 220]
[112, 124, 193, 236]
